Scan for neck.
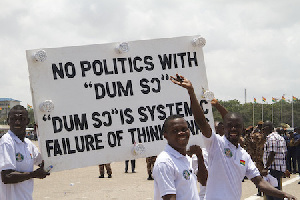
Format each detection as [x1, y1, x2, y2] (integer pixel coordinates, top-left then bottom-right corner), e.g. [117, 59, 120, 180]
[11, 130, 25, 142]
[170, 145, 186, 155]
[18, 135, 25, 142]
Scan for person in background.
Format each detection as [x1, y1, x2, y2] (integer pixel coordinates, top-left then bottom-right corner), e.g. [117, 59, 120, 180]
[99, 163, 112, 178]
[146, 156, 157, 180]
[125, 160, 136, 173]
[262, 121, 290, 200]
[285, 131, 297, 174]
[293, 127, 300, 184]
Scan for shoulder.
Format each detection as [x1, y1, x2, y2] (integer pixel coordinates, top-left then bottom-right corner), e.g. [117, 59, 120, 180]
[0, 133, 13, 145]
[155, 151, 171, 163]
[24, 138, 35, 146]
[240, 147, 251, 158]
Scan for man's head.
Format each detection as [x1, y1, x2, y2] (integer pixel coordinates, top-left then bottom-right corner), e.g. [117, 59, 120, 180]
[163, 115, 190, 154]
[262, 120, 274, 135]
[7, 105, 29, 140]
[223, 112, 244, 147]
[257, 121, 263, 130]
[245, 126, 253, 135]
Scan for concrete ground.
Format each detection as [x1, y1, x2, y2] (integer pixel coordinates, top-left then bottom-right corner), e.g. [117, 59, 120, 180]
[33, 157, 300, 200]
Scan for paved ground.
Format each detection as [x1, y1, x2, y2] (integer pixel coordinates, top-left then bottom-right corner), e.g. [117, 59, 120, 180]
[32, 141, 300, 200]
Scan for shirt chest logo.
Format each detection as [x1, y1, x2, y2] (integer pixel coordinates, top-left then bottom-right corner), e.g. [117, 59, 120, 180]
[240, 160, 245, 166]
[16, 152, 24, 162]
[182, 169, 191, 180]
[224, 148, 233, 158]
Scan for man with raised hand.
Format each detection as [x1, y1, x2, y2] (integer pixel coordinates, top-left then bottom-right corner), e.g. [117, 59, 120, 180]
[170, 74, 296, 200]
[0, 105, 50, 200]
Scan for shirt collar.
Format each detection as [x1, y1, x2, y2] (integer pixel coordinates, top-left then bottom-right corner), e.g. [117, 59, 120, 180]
[224, 136, 241, 150]
[8, 130, 23, 144]
[165, 144, 186, 159]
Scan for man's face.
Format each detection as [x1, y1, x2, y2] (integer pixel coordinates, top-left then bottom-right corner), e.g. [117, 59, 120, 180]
[224, 115, 243, 146]
[8, 109, 29, 139]
[164, 118, 190, 152]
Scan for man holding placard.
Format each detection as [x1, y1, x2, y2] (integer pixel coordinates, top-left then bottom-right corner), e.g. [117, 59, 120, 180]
[0, 105, 50, 200]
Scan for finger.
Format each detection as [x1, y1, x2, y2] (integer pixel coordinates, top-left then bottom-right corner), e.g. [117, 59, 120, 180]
[170, 78, 181, 85]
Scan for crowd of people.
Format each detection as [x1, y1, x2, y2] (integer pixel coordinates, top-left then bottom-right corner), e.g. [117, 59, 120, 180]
[1, 74, 299, 199]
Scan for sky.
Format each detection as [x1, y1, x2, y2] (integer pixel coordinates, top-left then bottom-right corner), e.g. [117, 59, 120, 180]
[1, 0, 300, 107]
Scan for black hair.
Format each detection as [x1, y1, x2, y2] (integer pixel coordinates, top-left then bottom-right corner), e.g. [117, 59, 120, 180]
[162, 114, 185, 133]
[8, 105, 27, 117]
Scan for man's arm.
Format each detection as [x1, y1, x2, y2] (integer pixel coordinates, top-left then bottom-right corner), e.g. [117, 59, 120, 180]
[171, 75, 212, 138]
[261, 151, 275, 176]
[162, 194, 176, 200]
[251, 176, 297, 199]
[189, 145, 208, 186]
[211, 98, 228, 120]
[1, 161, 50, 184]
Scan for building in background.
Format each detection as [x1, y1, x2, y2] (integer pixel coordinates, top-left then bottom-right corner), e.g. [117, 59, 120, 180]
[0, 98, 21, 120]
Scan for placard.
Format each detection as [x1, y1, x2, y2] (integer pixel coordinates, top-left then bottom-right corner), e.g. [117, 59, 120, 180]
[26, 35, 214, 172]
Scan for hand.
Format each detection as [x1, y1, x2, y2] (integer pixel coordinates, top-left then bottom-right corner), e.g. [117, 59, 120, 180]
[170, 74, 193, 91]
[284, 170, 291, 178]
[283, 192, 297, 200]
[189, 145, 203, 157]
[32, 161, 50, 179]
[211, 98, 219, 107]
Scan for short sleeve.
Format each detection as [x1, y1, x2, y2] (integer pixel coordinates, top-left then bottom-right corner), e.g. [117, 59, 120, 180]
[202, 131, 215, 152]
[0, 142, 16, 171]
[33, 144, 42, 166]
[153, 161, 176, 197]
[246, 155, 260, 180]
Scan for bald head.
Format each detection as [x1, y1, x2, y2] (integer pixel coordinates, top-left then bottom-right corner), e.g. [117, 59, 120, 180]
[223, 112, 244, 147]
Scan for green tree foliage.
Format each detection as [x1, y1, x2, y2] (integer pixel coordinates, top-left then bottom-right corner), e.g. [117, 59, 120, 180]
[212, 99, 300, 128]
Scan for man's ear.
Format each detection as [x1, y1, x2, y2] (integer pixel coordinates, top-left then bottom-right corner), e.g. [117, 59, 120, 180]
[163, 132, 168, 140]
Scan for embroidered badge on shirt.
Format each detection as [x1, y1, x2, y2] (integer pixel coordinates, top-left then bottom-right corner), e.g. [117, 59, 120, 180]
[224, 148, 233, 157]
[183, 170, 191, 180]
[16, 152, 24, 162]
[240, 160, 245, 166]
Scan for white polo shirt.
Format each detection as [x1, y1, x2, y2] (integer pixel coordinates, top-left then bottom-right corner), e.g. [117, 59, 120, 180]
[0, 130, 42, 200]
[153, 144, 200, 200]
[203, 132, 260, 200]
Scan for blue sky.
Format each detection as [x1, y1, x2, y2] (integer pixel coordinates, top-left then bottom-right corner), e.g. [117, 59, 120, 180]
[1, 0, 299, 106]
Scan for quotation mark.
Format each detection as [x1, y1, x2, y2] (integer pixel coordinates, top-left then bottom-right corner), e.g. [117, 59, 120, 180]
[161, 74, 169, 80]
[43, 114, 51, 121]
[111, 108, 118, 114]
[84, 81, 93, 88]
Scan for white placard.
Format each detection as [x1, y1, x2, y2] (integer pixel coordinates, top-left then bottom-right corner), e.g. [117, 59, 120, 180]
[26, 35, 214, 172]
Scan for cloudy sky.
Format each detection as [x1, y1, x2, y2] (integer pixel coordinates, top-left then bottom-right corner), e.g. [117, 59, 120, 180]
[1, 0, 299, 107]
